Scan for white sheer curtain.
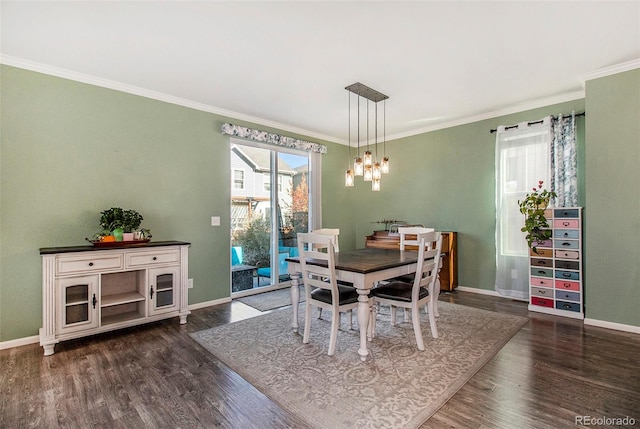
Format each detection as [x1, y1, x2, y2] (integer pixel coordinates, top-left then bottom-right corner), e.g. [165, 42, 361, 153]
[495, 118, 551, 299]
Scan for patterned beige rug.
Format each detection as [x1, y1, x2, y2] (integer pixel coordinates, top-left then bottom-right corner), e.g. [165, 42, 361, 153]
[191, 302, 528, 429]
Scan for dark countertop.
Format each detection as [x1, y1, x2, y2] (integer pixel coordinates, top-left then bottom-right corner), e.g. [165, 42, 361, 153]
[40, 240, 191, 255]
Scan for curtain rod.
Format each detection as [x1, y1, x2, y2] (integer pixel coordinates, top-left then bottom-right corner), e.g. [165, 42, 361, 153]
[489, 112, 585, 134]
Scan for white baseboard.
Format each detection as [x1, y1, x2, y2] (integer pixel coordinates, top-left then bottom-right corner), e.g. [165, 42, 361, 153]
[457, 286, 639, 335]
[188, 296, 232, 310]
[455, 285, 500, 297]
[454, 285, 528, 302]
[0, 335, 39, 351]
[584, 318, 640, 335]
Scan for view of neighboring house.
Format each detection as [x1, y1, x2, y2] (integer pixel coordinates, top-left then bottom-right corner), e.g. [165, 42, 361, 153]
[230, 144, 297, 232]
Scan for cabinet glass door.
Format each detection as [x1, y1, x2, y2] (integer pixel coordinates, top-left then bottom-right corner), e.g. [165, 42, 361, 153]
[56, 276, 99, 335]
[149, 267, 179, 315]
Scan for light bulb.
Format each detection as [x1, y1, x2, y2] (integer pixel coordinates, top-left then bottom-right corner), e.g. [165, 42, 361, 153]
[345, 169, 354, 187]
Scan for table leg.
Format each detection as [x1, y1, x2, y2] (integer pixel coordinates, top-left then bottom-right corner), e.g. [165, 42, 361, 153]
[357, 289, 370, 361]
[290, 273, 301, 333]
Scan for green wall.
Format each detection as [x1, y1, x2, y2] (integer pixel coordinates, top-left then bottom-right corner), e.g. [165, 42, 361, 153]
[0, 65, 336, 341]
[1, 64, 638, 343]
[584, 69, 640, 326]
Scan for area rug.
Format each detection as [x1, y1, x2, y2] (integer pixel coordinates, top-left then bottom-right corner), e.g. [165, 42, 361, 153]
[236, 287, 304, 312]
[190, 302, 528, 429]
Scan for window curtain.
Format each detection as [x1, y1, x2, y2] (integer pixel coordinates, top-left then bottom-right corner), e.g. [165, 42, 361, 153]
[221, 123, 327, 154]
[551, 112, 578, 207]
[495, 118, 552, 299]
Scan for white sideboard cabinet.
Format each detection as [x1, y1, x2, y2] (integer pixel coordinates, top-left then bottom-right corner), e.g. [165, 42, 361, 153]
[40, 241, 190, 356]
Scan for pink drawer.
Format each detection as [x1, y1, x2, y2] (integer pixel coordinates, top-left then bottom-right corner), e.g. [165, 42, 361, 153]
[555, 280, 580, 291]
[531, 277, 553, 288]
[554, 219, 579, 229]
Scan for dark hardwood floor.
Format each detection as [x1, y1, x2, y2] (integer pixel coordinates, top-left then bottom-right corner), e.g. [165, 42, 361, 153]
[1, 291, 638, 428]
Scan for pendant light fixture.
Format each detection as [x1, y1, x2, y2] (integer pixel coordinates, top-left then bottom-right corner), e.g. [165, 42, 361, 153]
[380, 99, 389, 174]
[345, 82, 389, 190]
[345, 90, 354, 187]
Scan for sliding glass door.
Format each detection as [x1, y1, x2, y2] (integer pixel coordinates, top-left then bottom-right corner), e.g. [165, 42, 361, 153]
[230, 141, 310, 295]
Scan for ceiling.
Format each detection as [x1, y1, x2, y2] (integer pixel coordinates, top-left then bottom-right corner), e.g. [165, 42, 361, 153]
[2, 1, 639, 144]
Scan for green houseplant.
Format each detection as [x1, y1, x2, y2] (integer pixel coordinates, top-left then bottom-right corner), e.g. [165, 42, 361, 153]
[518, 181, 557, 253]
[99, 207, 147, 241]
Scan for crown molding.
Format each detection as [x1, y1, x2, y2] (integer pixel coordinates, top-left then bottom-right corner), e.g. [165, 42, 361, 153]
[0, 55, 342, 144]
[579, 58, 640, 83]
[384, 90, 585, 142]
[1, 54, 597, 146]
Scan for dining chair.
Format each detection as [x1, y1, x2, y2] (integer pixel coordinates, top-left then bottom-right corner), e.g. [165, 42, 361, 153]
[311, 228, 354, 321]
[297, 232, 359, 356]
[370, 231, 440, 351]
[311, 228, 340, 252]
[395, 227, 442, 318]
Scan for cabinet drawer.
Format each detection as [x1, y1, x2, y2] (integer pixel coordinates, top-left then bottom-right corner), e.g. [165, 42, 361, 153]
[554, 219, 579, 229]
[531, 276, 553, 288]
[532, 287, 553, 298]
[554, 209, 579, 218]
[554, 229, 579, 239]
[555, 250, 580, 259]
[555, 290, 580, 301]
[555, 260, 579, 270]
[531, 296, 554, 308]
[555, 270, 580, 281]
[530, 248, 553, 258]
[554, 240, 579, 250]
[531, 257, 553, 267]
[555, 279, 580, 291]
[556, 300, 581, 312]
[531, 267, 553, 278]
[126, 250, 180, 267]
[57, 254, 124, 274]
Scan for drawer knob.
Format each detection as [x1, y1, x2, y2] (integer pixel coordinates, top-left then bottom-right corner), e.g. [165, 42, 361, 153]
[88, 262, 94, 267]
[563, 222, 570, 227]
[152, 257, 157, 261]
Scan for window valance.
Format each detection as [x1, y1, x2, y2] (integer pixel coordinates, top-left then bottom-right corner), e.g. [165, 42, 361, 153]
[221, 123, 327, 154]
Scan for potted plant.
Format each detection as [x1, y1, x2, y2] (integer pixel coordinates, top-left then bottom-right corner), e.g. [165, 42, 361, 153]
[518, 181, 557, 253]
[99, 207, 146, 242]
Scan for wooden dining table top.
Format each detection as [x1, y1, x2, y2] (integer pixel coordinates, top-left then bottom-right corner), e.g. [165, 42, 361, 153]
[286, 247, 419, 274]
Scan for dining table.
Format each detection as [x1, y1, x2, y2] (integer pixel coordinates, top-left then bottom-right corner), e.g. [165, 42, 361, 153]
[286, 247, 420, 361]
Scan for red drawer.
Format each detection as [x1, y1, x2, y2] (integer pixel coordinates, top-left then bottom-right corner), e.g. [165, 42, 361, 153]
[555, 280, 580, 291]
[531, 296, 554, 308]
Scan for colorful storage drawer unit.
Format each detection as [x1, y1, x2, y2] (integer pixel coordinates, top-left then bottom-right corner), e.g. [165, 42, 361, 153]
[528, 207, 583, 319]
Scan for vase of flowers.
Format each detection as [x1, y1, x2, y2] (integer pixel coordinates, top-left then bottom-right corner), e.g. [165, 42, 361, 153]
[518, 181, 557, 253]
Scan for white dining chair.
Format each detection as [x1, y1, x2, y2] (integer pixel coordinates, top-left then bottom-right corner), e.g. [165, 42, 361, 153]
[311, 228, 354, 321]
[389, 227, 442, 318]
[370, 231, 440, 351]
[311, 228, 340, 253]
[297, 232, 359, 356]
